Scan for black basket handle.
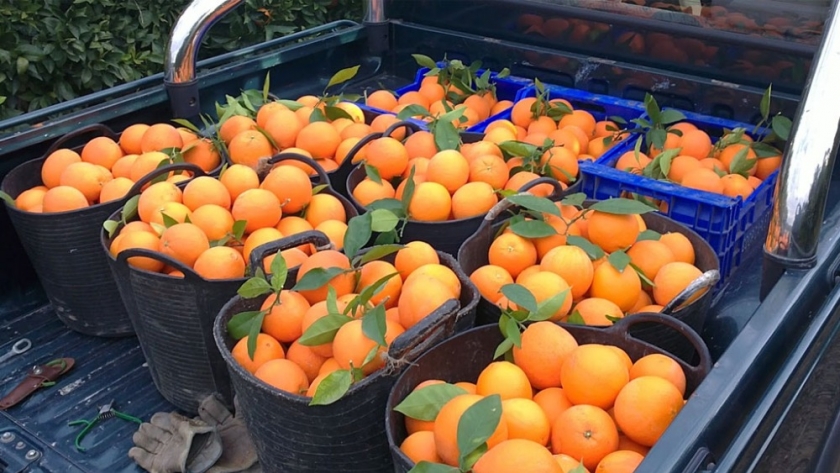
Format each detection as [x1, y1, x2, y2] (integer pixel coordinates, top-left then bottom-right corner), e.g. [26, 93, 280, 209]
[475, 177, 566, 234]
[388, 298, 461, 364]
[382, 120, 423, 139]
[115, 247, 204, 283]
[126, 162, 207, 198]
[608, 312, 712, 378]
[264, 152, 331, 186]
[331, 130, 385, 177]
[247, 230, 333, 277]
[45, 123, 119, 156]
[661, 270, 720, 315]
[517, 176, 567, 200]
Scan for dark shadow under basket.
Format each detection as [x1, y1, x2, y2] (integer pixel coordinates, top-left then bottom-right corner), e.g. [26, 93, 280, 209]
[457, 199, 720, 363]
[213, 247, 479, 473]
[102, 155, 356, 414]
[385, 313, 713, 472]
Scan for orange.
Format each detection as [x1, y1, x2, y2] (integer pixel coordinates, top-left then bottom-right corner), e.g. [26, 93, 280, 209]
[242, 227, 285, 269]
[408, 182, 452, 221]
[469, 154, 510, 189]
[359, 137, 408, 181]
[395, 241, 440, 280]
[296, 121, 342, 160]
[255, 102, 288, 128]
[81, 136, 123, 170]
[260, 165, 313, 214]
[678, 129, 713, 160]
[332, 319, 405, 375]
[551, 405, 620, 470]
[59, 162, 112, 202]
[400, 431, 442, 464]
[595, 450, 644, 473]
[340, 123, 373, 141]
[665, 156, 701, 184]
[617, 435, 650, 457]
[652, 262, 703, 306]
[540, 245, 594, 300]
[629, 290, 654, 314]
[119, 124, 150, 155]
[682, 168, 724, 194]
[699, 158, 725, 173]
[190, 205, 235, 242]
[718, 144, 757, 175]
[287, 341, 327, 384]
[148, 201, 191, 227]
[357, 260, 403, 309]
[305, 193, 347, 228]
[626, 240, 676, 282]
[614, 151, 651, 173]
[404, 380, 446, 435]
[111, 154, 138, 179]
[403, 263, 460, 296]
[397, 276, 456, 329]
[534, 387, 573, 427]
[231, 332, 285, 374]
[254, 358, 309, 395]
[473, 439, 561, 473]
[630, 353, 686, 396]
[183, 139, 222, 172]
[300, 301, 343, 358]
[529, 115, 558, 135]
[404, 131, 438, 160]
[281, 247, 309, 269]
[219, 115, 256, 144]
[114, 230, 163, 271]
[137, 181, 182, 223]
[511, 97, 538, 128]
[555, 454, 591, 473]
[559, 110, 597, 138]
[477, 361, 533, 400]
[261, 290, 311, 343]
[658, 232, 695, 265]
[352, 178, 396, 207]
[228, 130, 274, 169]
[755, 155, 781, 180]
[488, 233, 538, 278]
[232, 189, 283, 233]
[295, 250, 355, 304]
[540, 146, 579, 183]
[41, 186, 89, 213]
[434, 394, 509, 466]
[518, 271, 573, 320]
[315, 220, 348, 251]
[366, 90, 398, 111]
[159, 223, 210, 267]
[193, 246, 246, 279]
[506, 170, 556, 197]
[452, 181, 498, 219]
[182, 176, 231, 211]
[15, 186, 47, 211]
[140, 123, 183, 153]
[178, 128, 198, 147]
[513, 321, 578, 389]
[561, 344, 630, 408]
[721, 173, 753, 199]
[470, 265, 514, 302]
[590, 262, 642, 313]
[261, 109, 302, 151]
[572, 298, 624, 326]
[99, 177, 134, 203]
[370, 114, 406, 140]
[491, 100, 513, 115]
[425, 149, 470, 194]
[129, 151, 170, 183]
[462, 140, 503, 162]
[587, 210, 640, 253]
[614, 376, 684, 447]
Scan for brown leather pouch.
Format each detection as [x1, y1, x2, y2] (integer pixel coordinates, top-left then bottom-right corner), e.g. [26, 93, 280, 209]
[0, 358, 75, 410]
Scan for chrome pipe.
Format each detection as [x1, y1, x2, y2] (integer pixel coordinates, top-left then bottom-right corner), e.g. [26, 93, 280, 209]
[163, 0, 245, 117]
[365, 0, 386, 23]
[764, 0, 840, 269]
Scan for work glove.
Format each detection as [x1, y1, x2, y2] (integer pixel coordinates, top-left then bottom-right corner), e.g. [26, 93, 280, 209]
[198, 395, 261, 473]
[128, 411, 222, 473]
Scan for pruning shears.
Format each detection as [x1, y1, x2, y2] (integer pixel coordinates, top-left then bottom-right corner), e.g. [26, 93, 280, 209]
[68, 400, 143, 452]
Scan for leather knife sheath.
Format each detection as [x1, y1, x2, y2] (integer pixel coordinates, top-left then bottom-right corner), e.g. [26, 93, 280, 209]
[0, 358, 74, 410]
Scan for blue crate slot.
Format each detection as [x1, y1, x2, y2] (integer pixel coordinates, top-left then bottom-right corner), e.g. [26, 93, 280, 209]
[579, 109, 780, 287]
[469, 83, 647, 133]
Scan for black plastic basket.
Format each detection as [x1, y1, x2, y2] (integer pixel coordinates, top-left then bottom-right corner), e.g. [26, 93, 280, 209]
[385, 313, 713, 473]
[101, 154, 356, 413]
[314, 108, 386, 196]
[0, 124, 208, 337]
[212, 241, 480, 473]
[344, 122, 582, 256]
[457, 197, 720, 362]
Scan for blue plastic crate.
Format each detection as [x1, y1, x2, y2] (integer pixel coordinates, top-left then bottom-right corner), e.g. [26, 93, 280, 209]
[579, 110, 780, 288]
[469, 83, 648, 134]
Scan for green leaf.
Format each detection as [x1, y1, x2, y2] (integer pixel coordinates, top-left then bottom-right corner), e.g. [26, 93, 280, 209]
[326, 65, 360, 90]
[751, 142, 781, 158]
[293, 267, 349, 292]
[365, 164, 382, 185]
[566, 236, 606, 260]
[161, 212, 178, 228]
[500, 284, 538, 313]
[760, 85, 772, 121]
[262, 71, 271, 103]
[561, 192, 586, 208]
[569, 464, 589, 473]
[246, 310, 267, 360]
[358, 244, 405, 265]
[326, 286, 340, 316]
[412, 54, 439, 69]
[394, 382, 469, 421]
[729, 146, 754, 177]
[655, 148, 682, 178]
[531, 289, 569, 322]
[309, 108, 328, 123]
[312, 184, 328, 195]
[589, 199, 656, 215]
[636, 229, 662, 241]
[370, 209, 399, 233]
[367, 198, 406, 216]
[457, 394, 503, 470]
[501, 314, 522, 348]
[649, 128, 667, 151]
[171, 118, 201, 133]
[434, 121, 461, 151]
[493, 337, 515, 360]
[509, 220, 557, 238]
[566, 310, 586, 325]
[644, 93, 661, 123]
[227, 310, 263, 340]
[361, 344, 381, 368]
[232, 220, 247, 241]
[103, 220, 119, 238]
[362, 304, 388, 346]
[506, 194, 561, 217]
[298, 314, 353, 346]
[238, 277, 273, 298]
[397, 104, 431, 120]
[344, 213, 373, 261]
[309, 369, 353, 406]
[408, 461, 461, 473]
[359, 272, 401, 306]
[324, 105, 354, 122]
[608, 250, 632, 272]
[771, 115, 792, 141]
[269, 253, 288, 291]
[276, 99, 304, 111]
[401, 166, 417, 211]
[499, 140, 538, 158]
[122, 195, 140, 222]
[629, 262, 656, 287]
[658, 109, 686, 125]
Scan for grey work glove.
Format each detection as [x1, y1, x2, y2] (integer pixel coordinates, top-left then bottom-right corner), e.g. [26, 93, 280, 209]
[198, 395, 261, 473]
[129, 411, 223, 473]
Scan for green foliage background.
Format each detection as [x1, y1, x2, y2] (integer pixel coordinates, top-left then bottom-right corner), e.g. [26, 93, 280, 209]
[0, 0, 362, 120]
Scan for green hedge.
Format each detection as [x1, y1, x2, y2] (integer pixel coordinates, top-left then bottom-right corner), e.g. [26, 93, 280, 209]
[0, 0, 361, 120]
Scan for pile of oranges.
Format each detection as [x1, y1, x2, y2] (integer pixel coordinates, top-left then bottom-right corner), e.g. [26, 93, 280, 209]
[228, 241, 463, 397]
[14, 123, 221, 213]
[365, 75, 513, 130]
[470, 201, 704, 322]
[107, 160, 350, 279]
[397, 322, 688, 472]
[613, 123, 782, 199]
